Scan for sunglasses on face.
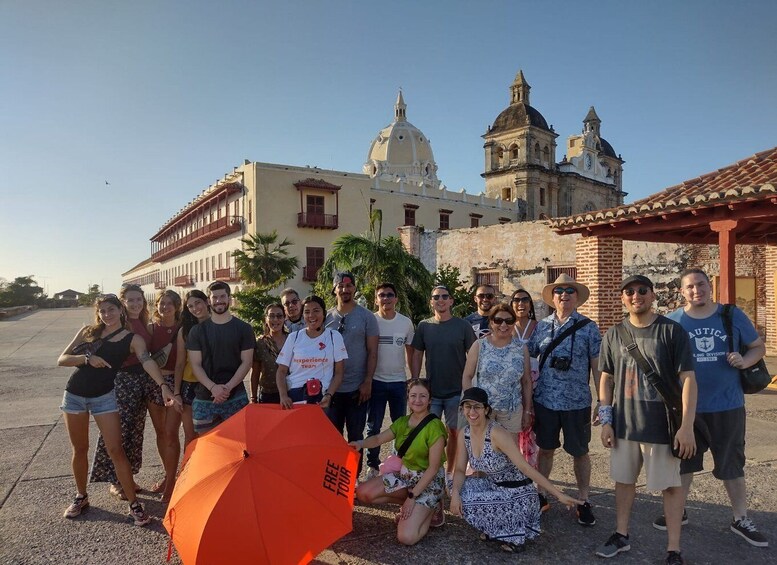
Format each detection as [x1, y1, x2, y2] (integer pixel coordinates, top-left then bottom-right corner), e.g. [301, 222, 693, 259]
[267, 313, 285, 319]
[553, 287, 577, 296]
[283, 298, 300, 307]
[431, 294, 450, 301]
[492, 317, 515, 326]
[623, 286, 651, 296]
[377, 293, 396, 299]
[476, 293, 494, 300]
[512, 296, 531, 304]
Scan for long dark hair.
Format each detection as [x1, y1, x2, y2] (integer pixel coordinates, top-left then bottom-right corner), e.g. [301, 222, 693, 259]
[511, 288, 536, 320]
[152, 290, 182, 324]
[84, 295, 130, 340]
[181, 289, 210, 340]
[120, 284, 149, 325]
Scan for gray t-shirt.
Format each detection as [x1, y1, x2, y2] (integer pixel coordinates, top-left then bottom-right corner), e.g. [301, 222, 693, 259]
[412, 316, 477, 399]
[599, 316, 694, 444]
[325, 305, 379, 393]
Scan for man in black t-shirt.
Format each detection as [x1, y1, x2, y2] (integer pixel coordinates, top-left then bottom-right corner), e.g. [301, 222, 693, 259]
[595, 275, 696, 565]
[187, 281, 256, 434]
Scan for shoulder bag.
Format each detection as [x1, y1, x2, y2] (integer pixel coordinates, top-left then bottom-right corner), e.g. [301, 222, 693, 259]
[379, 413, 439, 475]
[71, 328, 125, 356]
[614, 324, 685, 458]
[721, 305, 771, 394]
[538, 317, 592, 370]
[151, 326, 178, 368]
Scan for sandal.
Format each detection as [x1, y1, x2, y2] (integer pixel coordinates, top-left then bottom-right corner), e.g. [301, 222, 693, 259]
[500, 542, 524, 554]
[149, 479, 166, 494]
[479, 533, 491, 541]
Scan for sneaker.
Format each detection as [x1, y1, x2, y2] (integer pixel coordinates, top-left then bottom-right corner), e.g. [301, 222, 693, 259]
[595, 532, 630, 558]
[577, 501, 596, 526]
[63, 494, 89, 518]
[431, 501, 445, 527]
[538, 493, 550, 513]
[128, 501, 152, 526]
[730, 517, 769, 547]
[653, 509, 689, 531]
[665, 550, 684, 565]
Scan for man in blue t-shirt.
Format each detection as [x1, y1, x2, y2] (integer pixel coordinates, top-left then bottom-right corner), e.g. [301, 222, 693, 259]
[654, 268, 768, 548]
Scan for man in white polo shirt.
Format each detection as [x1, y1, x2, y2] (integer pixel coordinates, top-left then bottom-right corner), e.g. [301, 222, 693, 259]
[364, 282, 415, 478]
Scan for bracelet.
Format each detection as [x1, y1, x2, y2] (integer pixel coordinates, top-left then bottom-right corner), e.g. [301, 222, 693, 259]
[323, 392, 332, 399]
[208, 383, 215, 391]
[598, 404, 614, 426]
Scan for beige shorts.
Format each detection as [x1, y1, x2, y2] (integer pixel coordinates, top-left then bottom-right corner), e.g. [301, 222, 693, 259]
[492, 409, 523, 434]
[610, 438, 680, 492]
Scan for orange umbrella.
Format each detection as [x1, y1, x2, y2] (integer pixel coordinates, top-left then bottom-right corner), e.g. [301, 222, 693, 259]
[164, 404, 358, 565]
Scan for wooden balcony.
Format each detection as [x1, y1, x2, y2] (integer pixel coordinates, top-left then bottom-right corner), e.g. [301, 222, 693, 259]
[297, 212, 338, 229]
[213, 268, 240, 282]
[154, 280, 167, 290]
[302, 265, 321, 281]
[174, 275, 195, 287]
[152, 216, 242, 262]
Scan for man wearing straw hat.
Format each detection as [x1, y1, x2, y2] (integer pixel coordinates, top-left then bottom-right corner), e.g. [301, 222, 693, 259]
[528, 273, 601, 526]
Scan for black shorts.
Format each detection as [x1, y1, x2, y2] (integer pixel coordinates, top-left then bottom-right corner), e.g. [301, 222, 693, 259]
[533, 402, 591, 457]
[180, 381, 198, 406]
[680, 407, 745, 480]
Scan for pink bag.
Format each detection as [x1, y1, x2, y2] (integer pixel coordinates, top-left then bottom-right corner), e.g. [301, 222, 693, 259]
[519, 429, 539, 469]
[379, 454, 403, 475]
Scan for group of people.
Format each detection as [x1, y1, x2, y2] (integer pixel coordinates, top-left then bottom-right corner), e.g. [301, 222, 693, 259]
[56, 267, 768, 564]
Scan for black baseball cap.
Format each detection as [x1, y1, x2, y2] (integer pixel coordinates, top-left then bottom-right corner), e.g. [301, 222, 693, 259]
[620, 275, 654, 291]
[459, 387, 489, 407]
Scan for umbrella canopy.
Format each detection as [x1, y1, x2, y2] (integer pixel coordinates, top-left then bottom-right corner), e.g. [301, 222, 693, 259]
[164, 404, 358, 565]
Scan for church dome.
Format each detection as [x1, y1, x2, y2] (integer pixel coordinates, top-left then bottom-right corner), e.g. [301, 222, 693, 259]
[490, 103, 550, 134]
[364, 91, 439, 188]
[599, 137, 618, 159]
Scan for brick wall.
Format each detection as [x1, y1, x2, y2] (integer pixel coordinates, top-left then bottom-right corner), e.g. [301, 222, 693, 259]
[576, 236, 623, 334]
[766, 245, 777, 355]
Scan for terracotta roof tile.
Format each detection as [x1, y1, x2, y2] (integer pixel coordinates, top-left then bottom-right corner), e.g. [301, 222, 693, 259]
[553, 146, 777, 229]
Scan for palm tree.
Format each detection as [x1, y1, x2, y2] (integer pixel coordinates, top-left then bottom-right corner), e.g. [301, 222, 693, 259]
[315, 211, 433, 321]
[233, 231, 300, 291]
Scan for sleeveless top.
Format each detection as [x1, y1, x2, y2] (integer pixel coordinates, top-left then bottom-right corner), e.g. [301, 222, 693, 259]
[254, 334, 283, 395]
[475, 338, 524, 412]
[465, 421, 527, 483]
[66, 333, 134, 397]
[122, 318, 152, 370]
[150, 322, 180, 372]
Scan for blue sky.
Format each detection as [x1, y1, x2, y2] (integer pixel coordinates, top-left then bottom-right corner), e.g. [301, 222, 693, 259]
[2, 0, 775, 296]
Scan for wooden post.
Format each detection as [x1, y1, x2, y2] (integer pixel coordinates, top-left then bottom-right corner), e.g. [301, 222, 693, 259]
[710, 219, 738, 305]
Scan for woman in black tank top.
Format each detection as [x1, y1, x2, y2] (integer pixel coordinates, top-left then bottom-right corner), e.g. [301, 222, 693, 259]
[57, 294, 174, 526]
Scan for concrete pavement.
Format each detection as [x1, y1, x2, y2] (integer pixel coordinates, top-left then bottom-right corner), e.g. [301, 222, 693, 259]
[0, 308, 774, 564]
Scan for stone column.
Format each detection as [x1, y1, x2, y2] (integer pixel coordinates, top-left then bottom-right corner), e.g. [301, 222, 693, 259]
[397, 226, 423, 257]
[765, 244, 777, 355]
[575, 235, 623, 334]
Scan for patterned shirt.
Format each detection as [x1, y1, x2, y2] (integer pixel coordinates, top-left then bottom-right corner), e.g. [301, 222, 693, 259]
[528, 312, 601, 411]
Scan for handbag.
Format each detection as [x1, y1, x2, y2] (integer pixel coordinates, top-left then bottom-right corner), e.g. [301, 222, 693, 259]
[614, 324, 685, 458]
[71, 328, 124, 356]
[379, 413, 439, 475]
[721, 305, 771, 394]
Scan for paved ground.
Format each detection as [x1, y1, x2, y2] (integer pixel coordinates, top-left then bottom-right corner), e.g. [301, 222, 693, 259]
[0, 308, 774, 564]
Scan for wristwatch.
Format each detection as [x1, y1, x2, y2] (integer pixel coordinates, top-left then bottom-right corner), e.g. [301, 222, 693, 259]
[407, 490, 415, 500]
[84, 352, 91, 366]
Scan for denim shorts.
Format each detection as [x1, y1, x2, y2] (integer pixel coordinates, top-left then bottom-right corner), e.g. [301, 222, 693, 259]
[180, 380, 199, 406]
[431, 395, 463, 429]
[60, 389, 118, 416]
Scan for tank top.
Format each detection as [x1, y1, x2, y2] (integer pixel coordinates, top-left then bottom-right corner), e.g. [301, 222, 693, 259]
[66, 333, 134, 397]
[150, 322, 180, 372]
[122, 318, 152, 369]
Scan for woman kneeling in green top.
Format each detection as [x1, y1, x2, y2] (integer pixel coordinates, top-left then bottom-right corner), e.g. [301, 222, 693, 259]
[350, 378, 447, 545]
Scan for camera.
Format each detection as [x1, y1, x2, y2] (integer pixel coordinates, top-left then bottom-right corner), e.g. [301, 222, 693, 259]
[550, 356, 571, 371]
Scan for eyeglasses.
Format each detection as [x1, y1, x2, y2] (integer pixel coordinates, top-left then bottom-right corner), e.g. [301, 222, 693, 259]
[492, 317, 515, 326]
[553, 287, 577, 295]
[283, 298, 300, 307]
[623, 286, 651, 296]
[476, 293, 494, 300]
[512, 296, 531, 304]
[461, 403, 485, 411]
[431, 294, 450, 301]
[267, 313, 285, 319]
[377, 293, 396, 299]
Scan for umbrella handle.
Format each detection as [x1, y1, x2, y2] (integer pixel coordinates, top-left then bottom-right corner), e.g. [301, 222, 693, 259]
[166, 508, 175, 562]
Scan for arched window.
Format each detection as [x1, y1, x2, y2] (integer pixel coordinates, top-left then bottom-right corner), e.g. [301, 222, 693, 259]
[540, 187, 546, 207]
[534, 143, 540, 160]
[542, 145, 550, 163]
[510, 144, 519, 160]
[501, 187, 512, 201]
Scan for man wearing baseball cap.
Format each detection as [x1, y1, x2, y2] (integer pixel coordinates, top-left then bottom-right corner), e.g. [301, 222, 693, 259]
[528, 273, 601, 526]
[595, 275, 697, 565]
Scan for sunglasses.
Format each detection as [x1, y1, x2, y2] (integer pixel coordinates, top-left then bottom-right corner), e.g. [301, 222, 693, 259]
[267, 313, 285, 319]
[492, 317, 515, 326]
[553, 287, 577, 295]
[431, 294, 450, 301]
[99, 293, 119, 300]
[623, 286, 651, 296]
[476, 293, 494, 300]
[377, 293, 396, 299]
[512, 296, 531, 304]
[283, 298, 300, 307]
[337, 316, 347, 333]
